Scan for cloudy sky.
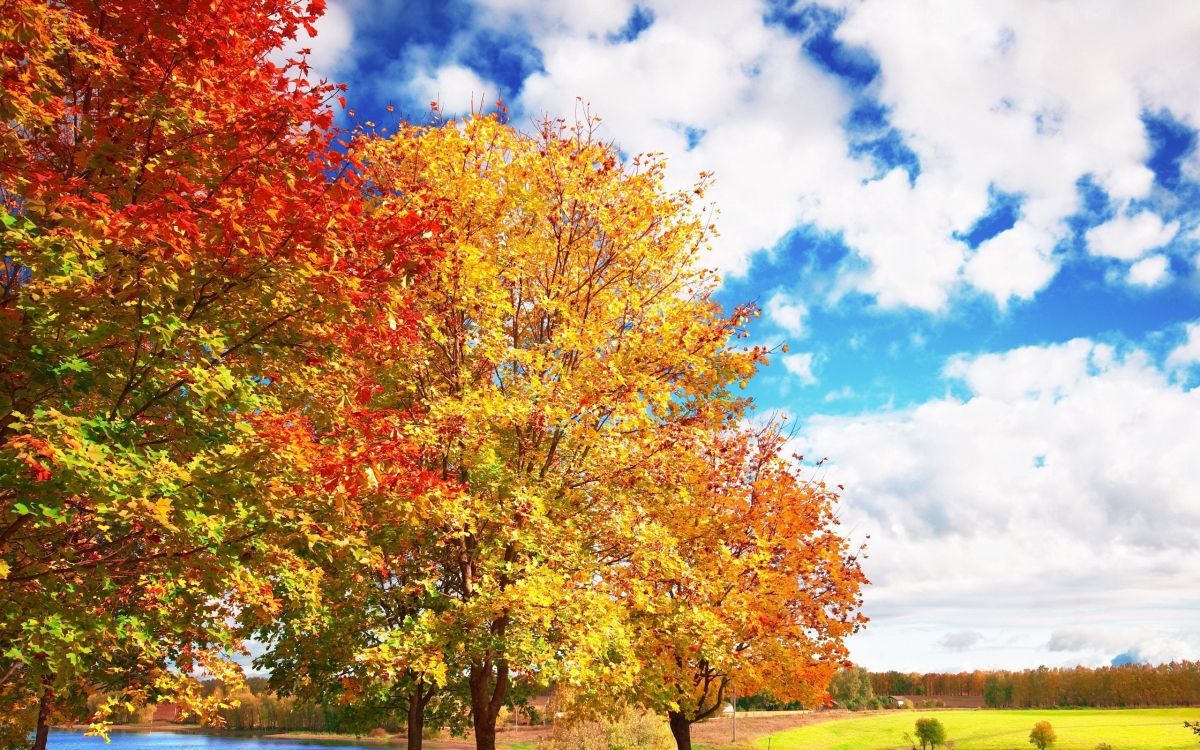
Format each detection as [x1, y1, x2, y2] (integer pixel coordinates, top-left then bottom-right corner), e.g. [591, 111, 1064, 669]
[301, 0, 1200, 673]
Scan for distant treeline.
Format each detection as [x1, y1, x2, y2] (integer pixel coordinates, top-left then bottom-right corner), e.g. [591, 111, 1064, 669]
[201, 677, 391, 733]
[870, 662, 1200, 708]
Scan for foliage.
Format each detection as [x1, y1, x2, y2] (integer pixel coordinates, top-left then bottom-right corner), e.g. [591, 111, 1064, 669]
[0, 0, 433, 745]
[916, 717, 948, 749]
[1029, 720, 1056, 749]
[538, 707, 674, 750]
[830, 667, 875, 710]
[591, 420, 865, 750]
[3, 5, 868, 750]
[264, 110, 776, 750]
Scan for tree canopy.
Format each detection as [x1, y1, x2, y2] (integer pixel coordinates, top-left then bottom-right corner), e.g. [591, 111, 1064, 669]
[915, 717, 947, 749]
[0, 4, 867, 750]
[1029, 720, 1056, 749]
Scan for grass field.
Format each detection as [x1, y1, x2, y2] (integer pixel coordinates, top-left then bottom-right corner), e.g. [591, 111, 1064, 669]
[757, 708, 1200, 750]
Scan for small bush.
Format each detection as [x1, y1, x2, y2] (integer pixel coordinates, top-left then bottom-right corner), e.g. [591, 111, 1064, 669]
[367, 727, 389, 738]
[1094, 743, 1113, 750]
[539, 707, 673, 750]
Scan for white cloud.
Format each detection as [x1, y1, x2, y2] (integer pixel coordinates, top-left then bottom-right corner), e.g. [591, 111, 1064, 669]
[828, 0, 1200, 304]
[1127, 254, 1171, 287]
[409, 65, 498, 113]
[511, 1, 1200, 309]
[942, 338, 1100, 401]
[764, 290, 809, 338]
[474, 0, 635, 36]
[963, 222, 1059, 305]
[801, 337, 1200, 670]
[781, 352, 817, 385]
[1086, 211, 1178, 261]
[1167, 321, 1200, 369]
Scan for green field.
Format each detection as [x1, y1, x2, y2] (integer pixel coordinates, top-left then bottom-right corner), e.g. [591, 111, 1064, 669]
[758, 708, 1200, 750]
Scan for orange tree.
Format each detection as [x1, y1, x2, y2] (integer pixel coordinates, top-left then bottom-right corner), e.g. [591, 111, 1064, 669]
[596, 420, 867, 750]
[276, 113, 763, 750]
[0, 1, 434, 747]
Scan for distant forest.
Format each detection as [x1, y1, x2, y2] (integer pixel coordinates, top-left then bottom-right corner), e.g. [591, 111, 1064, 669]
[870, 662, 1200, 708]
[93, 662, 1200, 733]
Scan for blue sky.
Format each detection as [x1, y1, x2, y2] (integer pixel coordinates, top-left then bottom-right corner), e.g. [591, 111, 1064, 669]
[298, 0, 1200, 673]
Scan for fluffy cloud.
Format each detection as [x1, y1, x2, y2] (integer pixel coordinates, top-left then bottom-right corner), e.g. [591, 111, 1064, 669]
[409, 65, 499, 113]
[963, 222, 1059, 305]
[486, 1, 1200, 310]
[764, 290, 809, 338]
[800, 337, 1200, 669]
[1086, 211, 1178, 261]
[782, 352, 818, 385]
[1167, 321, 1200, 370]
[1127, 254, 1171, 287]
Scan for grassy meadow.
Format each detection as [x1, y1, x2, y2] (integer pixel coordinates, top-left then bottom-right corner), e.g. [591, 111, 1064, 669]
[755, 708, 1200, 750]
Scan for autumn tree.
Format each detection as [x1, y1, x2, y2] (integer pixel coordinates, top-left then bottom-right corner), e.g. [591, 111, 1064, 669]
[1029, 720, 1057, 749]
[283, 112, 765, 750]
[0, 1, 434, 746]
[915, 717, 947, 749]
[594, 421, 866, 750]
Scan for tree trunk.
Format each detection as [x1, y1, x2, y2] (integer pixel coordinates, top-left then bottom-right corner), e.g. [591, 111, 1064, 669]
[667, 710, 691, 750]
[406, 682, 425, 750]
[31, 681, 52, 750]
[468, 659, 509, 750]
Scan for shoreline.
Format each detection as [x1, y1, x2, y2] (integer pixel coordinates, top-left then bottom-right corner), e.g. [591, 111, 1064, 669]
[61, 726, 405, 745]
[57, 724, 537, 749]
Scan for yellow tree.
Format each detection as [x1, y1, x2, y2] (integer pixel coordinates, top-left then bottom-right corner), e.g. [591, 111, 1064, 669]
[610, 420, 868, 750]
[340, 113, 761, 750]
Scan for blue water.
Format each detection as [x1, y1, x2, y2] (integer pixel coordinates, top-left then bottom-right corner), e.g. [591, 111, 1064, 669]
[48, 731, 384, 750]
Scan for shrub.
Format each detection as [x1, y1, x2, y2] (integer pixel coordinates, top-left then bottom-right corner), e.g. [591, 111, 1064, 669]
[1094, 743, 1113, 750]
[539, 708, 673, 750]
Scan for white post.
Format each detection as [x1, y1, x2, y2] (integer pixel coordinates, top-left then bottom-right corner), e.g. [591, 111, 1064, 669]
[731, 678, 737, 743]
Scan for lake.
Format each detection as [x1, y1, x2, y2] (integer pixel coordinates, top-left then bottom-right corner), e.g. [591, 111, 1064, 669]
[48, 732, 383, 750]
